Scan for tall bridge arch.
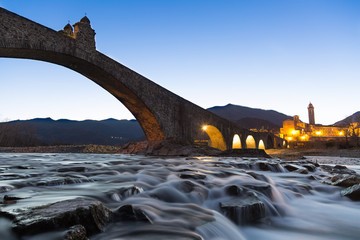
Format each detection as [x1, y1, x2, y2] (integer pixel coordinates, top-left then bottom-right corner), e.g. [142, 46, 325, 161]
[0, 8, 283, 150]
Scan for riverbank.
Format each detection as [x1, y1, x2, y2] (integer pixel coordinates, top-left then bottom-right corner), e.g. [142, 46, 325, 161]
[266, 148, 360, 160]
[1, 144, 360, 159]
[0, 145, 121, 154]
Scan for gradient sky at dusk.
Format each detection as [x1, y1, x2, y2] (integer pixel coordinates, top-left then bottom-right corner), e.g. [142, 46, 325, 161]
[0, 0, 359, 125]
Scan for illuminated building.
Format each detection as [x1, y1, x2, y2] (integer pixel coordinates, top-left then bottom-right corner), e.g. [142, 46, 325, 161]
[280, 103, 353, 143]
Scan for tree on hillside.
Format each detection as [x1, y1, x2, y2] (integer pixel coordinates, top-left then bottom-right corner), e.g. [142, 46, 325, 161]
[0, 122, 38, 147]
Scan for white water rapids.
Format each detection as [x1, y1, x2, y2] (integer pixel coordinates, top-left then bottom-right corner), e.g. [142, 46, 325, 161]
[0, 153, 359, 239]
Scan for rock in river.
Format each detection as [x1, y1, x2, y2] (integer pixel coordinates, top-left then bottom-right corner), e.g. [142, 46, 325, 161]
[219, 194, 265, 225]
[64, 225, 88, 240]
[341, 184, 360, 201]
[8, 198, 111, 236]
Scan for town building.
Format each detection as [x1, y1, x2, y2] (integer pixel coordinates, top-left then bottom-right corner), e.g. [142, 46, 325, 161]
[280, 103, 359, 145]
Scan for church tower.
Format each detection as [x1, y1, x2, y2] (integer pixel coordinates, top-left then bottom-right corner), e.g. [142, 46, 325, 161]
[308, 103, 315, 125]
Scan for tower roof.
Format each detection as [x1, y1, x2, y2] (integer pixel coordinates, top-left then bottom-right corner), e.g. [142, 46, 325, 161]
[308, 102, 314, 108]
[64, 23, 73, 31]
[80, 16, 90, 24]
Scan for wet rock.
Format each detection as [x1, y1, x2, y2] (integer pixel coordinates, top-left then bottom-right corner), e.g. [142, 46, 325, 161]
[112, 205, 151, 223]
[64, 225, 88, 240]
[246, 171, 270, 183]
[36, 177, 92, 186]
[301, 163, 316, 172]
[0, 185, 14, 193]
[321, 165, 356, 175]
[243, 183, 272, 199]
[3, 195, 24, 201]
[225, 185, 244, 196]
[341, 184, 360, 201]
[256, 161, 272, 171]
[10, 198, 111, 236]
[332, 175, 360, 187]
[118, 186, 143, 200]
[179, 171, 206, 180]
[219, 194, 265, 224]
[283, 164, 308, 174]
[58, 167, 86, 172]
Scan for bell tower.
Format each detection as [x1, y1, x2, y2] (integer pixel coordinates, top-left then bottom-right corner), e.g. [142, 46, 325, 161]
[308, 103, 315, 125]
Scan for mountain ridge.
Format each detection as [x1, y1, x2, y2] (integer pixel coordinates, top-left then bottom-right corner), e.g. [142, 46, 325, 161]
[207, 103, 292, 128]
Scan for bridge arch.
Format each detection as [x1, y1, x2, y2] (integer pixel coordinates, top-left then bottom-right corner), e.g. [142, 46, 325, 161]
[245, 135, 256, 149]
[202, 125, 227, 151]
[232, 134, 242, 149]
[258, 139, 265, 149]
[0, 9, 168, 141]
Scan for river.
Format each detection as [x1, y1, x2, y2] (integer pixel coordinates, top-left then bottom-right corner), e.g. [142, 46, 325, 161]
[0, 153, 359, 239]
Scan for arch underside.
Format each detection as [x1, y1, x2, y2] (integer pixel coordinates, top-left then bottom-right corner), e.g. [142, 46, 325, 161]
[203, 125, 227, 151]
[0, 48, 165, 141]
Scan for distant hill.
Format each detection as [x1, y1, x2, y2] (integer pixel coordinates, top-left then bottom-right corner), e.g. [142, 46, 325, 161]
[335, 111, 360, 126]
[208, 104, 292, 129]
[0, 104, 293, 147]
[0, 118, 145, 146]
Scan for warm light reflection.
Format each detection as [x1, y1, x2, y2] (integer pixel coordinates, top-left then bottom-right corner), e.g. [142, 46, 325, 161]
[287, 137, 293, 141]
[291, 130, 297, 135]
[202, 125, 208, 131]
[339, 131, 344, 136]
[316, 131, 321, 136]
[301, 136, 306, 140]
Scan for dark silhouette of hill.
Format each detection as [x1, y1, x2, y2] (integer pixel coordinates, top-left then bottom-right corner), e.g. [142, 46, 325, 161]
[208, 104, 292, 129]
[335, 111, 360, 126]
[0, 118, 145, 146]
[0, 104, 293, 147]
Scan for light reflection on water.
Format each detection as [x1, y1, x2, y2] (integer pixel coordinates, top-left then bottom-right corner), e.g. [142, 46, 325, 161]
[0, 153, 359, 240]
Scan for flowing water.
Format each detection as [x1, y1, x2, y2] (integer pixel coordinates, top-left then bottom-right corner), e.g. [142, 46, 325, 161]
[0, 153, 359, 240]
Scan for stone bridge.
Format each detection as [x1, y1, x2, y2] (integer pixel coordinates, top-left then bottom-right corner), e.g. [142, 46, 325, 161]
[0, 8, 284, 151]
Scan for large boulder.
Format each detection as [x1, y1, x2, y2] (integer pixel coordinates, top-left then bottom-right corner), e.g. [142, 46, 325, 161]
[219, 194, 265, 224]
[9, 198, 111, 236]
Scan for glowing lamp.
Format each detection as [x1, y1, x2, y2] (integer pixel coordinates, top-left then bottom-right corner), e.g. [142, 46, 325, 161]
[202, 125, 208, 131]
[316, 131, 321, 136]
[291, 130, 297, 135]
[339, 131, 344, 136]
[287, 137, 293, 141]
[301, 136, 306, 140]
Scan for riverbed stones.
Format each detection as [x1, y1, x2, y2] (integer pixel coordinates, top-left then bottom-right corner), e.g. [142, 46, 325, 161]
[341, 184, 360, 201]
[10, 198, 111, 236]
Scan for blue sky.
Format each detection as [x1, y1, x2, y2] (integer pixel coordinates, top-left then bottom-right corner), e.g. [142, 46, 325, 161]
[0, 0, 359, 125]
